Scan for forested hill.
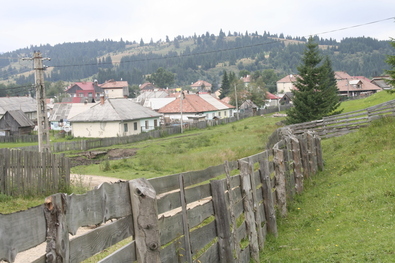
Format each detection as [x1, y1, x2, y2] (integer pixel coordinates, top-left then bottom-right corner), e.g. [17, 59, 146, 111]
[0, 31, 393, 96]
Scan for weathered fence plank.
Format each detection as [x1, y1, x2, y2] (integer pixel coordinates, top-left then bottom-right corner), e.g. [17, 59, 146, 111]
[273, 142, 287, 218]
[258, 150, 277, 237]
[239, 160, 259, 262]
[69, 215, 133, 263]
[0, 205, 46, 263]
[98, 241, 136, 263]
[129, 178, 160, 263]
[210, 179, 234, 263]
[67, 181, 131, 235]
[178, 174, 192, 263]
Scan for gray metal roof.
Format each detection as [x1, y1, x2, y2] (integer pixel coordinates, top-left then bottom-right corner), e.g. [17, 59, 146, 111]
[199, 94, 231, 110]
[0, 97, 37, 115]
[6, 110, 35, 127]
[49, 103, 99, 121]
[69, 98, 162, 122]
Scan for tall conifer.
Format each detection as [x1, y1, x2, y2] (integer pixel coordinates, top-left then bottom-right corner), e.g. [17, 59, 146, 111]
[286, 37, 342, 124]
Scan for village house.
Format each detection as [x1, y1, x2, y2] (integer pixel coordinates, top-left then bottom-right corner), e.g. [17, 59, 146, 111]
[241, 75, 252, 87]
[0, 110, 35, 136]
[276, 71, 382, 97]
[158, 93, 234, 123]
[100, 79, 129, 98]
[190, 80, 212, 92]
[69, 97, 161, 138]
[0, 96, 38, 121]
[49, 102, 99, 130]
[139, 82, 160, 92]
[65, 81, 103, 103]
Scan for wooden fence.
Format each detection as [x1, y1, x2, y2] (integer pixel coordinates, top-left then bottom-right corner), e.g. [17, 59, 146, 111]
[0, 149, 70, 196]
[0, 134, 38, 143]
[0, 128, 323, 263]
[288, 99, 395, 138]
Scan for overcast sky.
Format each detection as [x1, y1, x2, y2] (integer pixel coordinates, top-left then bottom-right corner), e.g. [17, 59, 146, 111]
[1, 0, 394, 53]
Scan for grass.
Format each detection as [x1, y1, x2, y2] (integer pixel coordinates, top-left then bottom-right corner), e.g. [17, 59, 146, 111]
[260, 116, 395, 262]
[71, 115, 280, 180]
[339, 90, 395, 113]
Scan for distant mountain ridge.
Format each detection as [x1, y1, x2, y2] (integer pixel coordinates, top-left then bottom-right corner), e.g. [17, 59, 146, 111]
[0, 31, 393, 96]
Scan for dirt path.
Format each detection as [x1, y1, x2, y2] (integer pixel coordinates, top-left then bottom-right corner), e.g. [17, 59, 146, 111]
[12, 174, 122, 263]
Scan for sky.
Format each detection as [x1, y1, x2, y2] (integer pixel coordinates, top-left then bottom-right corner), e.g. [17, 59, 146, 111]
[1, 0, 395, 53]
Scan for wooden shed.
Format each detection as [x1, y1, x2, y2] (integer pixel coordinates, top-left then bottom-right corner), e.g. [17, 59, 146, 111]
[0, 110, 35, 136]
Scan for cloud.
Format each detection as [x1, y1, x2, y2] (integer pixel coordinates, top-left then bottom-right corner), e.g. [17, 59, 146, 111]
[1, 0, 394, 52]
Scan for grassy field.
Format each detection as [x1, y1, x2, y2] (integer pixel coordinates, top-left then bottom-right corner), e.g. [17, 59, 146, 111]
[260, 111, 395, 261]
[71, 115, 280, 180]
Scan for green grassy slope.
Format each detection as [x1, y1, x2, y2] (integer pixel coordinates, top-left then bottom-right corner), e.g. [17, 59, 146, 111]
[260, 116, 395, 262]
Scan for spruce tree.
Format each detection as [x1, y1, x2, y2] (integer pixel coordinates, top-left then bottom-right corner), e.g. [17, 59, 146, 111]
[385, 39, 395, 93]
[286, 37, 342, 124]
[219, 71, 230, 99]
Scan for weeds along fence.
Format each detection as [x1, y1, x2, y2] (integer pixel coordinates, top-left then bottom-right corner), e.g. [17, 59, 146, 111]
[16, 105, 285, 153]
[0, 149, 70, 196]
[0, 127, 323, 263]
[287, 99, 395, 138]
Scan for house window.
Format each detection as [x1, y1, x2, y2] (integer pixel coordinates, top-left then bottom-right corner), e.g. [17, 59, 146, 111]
[145, 121, 149, 129]
[224, 111, 227, 117]
[134, 122, 138, 131]
[218, 112, 221, 117]
[79, 93, 84, 97]
[88, 92, 93, 97]
[154, 119, 158, 128]
[124, 123, 128, 132]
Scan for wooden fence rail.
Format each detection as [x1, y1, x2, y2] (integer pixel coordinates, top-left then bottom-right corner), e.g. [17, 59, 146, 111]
[0, 127, 322, 263]
[288, 99, 395, 138]
[0, 149, 70, 196]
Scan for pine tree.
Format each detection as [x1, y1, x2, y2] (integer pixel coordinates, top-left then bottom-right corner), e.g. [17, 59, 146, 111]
[219, 71, 230, 99]
[286, 37, 342, 124]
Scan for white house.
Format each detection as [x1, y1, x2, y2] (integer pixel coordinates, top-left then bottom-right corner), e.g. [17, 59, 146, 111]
[69, 98, 161, 138]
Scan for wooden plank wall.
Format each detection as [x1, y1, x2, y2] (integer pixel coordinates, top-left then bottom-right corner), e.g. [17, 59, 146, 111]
[0, 128, 322, 263]
[0, 149, 70, 197]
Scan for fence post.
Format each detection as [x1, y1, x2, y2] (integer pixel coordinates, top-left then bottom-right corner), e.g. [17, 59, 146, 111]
[273, 142, 287, 217]
[307, 131, 318, 175]
[224, 161, 240, 260]
[284, 137, 296, 199]
[178, 174, 192, 263]
[210, 179, 234, 263]
[44, 193, 69, 263]
[291, 136, 303, 194]
[129, 178, 160, 263]
[298, 134, 311, 179]
[258, 151, 278, 237]
[239, 160, 259, 262]
[315, 134, 324, 171]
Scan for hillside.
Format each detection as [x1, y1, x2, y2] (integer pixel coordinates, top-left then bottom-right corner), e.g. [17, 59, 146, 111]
[260, 114, 395, 262]
[0, 32, 393, 97]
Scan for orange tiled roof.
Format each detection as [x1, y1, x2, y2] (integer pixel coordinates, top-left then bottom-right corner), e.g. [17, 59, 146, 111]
[190, 80, 212, 88]
[100, 80, 128, 89]
[158, 94, 217, 113]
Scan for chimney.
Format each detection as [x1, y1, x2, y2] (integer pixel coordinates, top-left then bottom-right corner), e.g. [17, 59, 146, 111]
[100, 95, 105, 105]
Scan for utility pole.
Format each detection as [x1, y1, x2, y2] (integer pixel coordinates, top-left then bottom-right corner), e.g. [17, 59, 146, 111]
[234, 84, 239, 120]
[24, 51, 51, 152]
[180, 90, 184, 133]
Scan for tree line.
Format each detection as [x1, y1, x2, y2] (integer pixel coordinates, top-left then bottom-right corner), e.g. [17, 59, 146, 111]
[0, 31, 393, 97]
